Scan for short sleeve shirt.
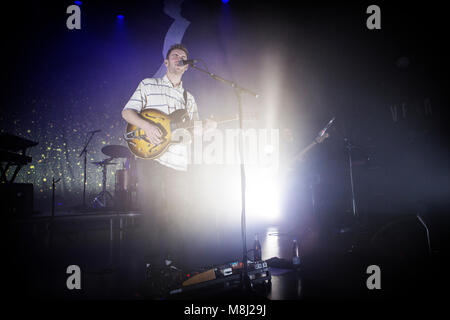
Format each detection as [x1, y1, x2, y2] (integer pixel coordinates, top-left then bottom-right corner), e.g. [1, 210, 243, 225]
[123, 75, 199, 171]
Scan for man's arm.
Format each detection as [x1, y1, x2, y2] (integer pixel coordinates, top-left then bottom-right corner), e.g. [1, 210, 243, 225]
[122, 109, 150, 129]
[122, 80, 164, 145]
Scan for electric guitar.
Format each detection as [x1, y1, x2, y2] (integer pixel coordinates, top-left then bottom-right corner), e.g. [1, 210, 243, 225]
[283, 124, 333, 173]
[291, 132, 330, 164]
[124, 108, 239, 159]
[291, 117, 334, 164]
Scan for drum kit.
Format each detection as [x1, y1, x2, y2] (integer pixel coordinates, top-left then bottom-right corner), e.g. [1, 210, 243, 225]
[91, 145, 136, 209]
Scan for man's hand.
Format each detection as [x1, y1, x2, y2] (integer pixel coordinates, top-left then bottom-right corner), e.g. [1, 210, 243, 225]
[122, 109, 164, 145]
[142, 122, 163, 145]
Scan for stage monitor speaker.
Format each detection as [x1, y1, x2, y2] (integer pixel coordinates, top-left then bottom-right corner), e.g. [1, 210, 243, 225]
[0, 183, 34, 217]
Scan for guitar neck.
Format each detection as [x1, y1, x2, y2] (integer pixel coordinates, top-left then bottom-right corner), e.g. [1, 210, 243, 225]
[292, 132, 329, 163]
[294, 141, 317, 161]
[184, 117, 238, 130]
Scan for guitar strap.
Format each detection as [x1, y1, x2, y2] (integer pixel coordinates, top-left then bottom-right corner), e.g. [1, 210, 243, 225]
[183, 89, 188, 110]
[183, 89, 192, 123]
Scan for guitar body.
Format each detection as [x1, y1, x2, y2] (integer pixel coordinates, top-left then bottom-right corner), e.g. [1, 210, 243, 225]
[124, 108, 191, 159]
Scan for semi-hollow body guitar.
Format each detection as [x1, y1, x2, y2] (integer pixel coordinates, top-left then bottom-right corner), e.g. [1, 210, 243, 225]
[124, 108, 237, 159]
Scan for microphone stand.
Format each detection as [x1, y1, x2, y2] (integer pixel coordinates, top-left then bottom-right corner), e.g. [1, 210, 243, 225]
[343, 137, 371, 218]
[78, 131, 99, 208]
[344, 138, 358, 218]
[189, 63, 259, 292]
[343, 137, 371, 253]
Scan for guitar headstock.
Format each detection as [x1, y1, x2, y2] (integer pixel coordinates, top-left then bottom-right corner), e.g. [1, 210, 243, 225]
[315, 132, 330, 144]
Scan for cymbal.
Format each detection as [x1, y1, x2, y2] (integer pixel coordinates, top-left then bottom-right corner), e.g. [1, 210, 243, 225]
[101, 145, 131, 158]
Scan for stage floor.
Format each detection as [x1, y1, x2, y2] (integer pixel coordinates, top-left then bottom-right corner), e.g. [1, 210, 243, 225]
[5, 208, 450, 301]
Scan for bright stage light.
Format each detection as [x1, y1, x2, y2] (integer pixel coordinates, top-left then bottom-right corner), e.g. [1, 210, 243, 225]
[117, 14, 125, 20]
[194, 164, 283, 226]
[264, 144, 274, 154]
[246, 167, 281, 222]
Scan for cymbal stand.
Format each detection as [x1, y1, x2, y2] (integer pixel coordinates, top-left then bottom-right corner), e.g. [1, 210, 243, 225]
[93, 160, 114, 208]
[78, 131, 99, 208]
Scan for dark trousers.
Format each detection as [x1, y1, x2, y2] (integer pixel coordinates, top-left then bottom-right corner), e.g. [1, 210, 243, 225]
[136, 159, 191, 264]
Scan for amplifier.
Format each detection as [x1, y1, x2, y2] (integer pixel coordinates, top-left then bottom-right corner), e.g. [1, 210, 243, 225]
[0, 183, 34, 217]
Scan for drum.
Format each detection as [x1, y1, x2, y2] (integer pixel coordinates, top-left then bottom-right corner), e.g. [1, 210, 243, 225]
[115, 169, 134, 210]
[115, 169, 131, 192]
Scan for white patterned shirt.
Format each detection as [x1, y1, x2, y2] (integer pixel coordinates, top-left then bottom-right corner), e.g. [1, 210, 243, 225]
[123, 75, 199, 171]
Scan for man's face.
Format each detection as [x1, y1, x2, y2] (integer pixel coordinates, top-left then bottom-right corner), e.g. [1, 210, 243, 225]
[164, 48, 188, 76]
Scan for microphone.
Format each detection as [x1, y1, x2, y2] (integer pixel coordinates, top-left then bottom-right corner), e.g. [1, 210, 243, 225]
[177, 59, 198, 66]
[88, 129, 101, 134]
[318, 117, 335, 137]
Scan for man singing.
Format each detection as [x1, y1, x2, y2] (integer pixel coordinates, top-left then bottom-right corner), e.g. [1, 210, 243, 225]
[122, 44, 216, 270]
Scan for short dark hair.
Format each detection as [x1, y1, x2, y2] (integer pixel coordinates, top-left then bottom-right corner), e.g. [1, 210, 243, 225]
[166, 44, 189, 60]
